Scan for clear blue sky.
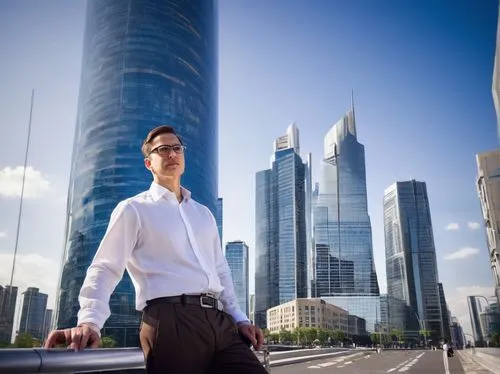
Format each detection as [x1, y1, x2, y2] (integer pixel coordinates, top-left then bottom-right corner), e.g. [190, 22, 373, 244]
[0, 0, 498, 335]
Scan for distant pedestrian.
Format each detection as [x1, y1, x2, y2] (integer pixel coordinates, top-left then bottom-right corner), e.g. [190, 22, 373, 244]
[442, 339, 451, 374]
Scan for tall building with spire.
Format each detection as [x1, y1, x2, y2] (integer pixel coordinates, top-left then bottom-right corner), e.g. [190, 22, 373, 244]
[55, 0, 218, 346]
[313, 94, 380, 332]
[255, 124, 308, 328]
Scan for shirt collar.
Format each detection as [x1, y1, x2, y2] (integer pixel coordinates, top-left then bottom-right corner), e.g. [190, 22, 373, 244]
[149, 182, 191, 203]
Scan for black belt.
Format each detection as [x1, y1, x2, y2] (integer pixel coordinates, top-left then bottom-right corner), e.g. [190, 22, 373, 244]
[146, 293, 223, 311]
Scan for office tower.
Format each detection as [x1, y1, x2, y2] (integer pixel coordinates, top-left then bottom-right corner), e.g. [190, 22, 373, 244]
[305, 153, 314, 298]
[384, 180, 443, 342]
[378, 294, 390, 332]
[479, 302, 500, 341]
[313, 97, 380, 332]
[438, 283, 451, 339]
[450, 316, 465, 349]
[249, 294, 255, 323]
[42, 309, 53, 341]
[476, 150, 500, 306]
[468, 296, 486, 344]
[19, 287, 48, 340]
[55, 0, 218, 346]
[216, 198, 223, 245]
[255, 124, 307, 327]
[225, 241, 249, 316]
[0, 285, 18, 343]
[493, 1, 500, 137]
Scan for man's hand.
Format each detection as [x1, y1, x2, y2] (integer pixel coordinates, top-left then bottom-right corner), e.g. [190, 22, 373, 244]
[237, 322, 264, 351]
[44, 324, 100, 351]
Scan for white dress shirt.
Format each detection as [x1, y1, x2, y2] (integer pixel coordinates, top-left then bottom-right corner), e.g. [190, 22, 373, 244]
[77, 182, 249, 332]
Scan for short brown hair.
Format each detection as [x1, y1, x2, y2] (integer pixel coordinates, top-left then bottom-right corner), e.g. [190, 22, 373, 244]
[141, 125, 183, 157]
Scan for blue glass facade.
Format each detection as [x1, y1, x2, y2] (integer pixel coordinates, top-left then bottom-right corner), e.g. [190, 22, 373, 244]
[0, 286, 17, 343]
[216, 197, 223, 245]
[313, 105, 379, 331]
[255, 169, 276, 328]
[55, 0, 218, 346]
[19, 288, 48, 340]
[225, 241, 249, 316]
[322, 296, 380, 333]
[255, 130, 307, 328]
[384, 181, 443, 342]
[314, 108, 379, 296]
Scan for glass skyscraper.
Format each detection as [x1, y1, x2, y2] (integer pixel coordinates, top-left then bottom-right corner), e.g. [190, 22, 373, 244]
[476, 150, 500, 307]
[0, 286, 17, 343]
[255, 124, 308, 328]
[55, 0, 218, 346]
[216, 197, 223, 245]
[19, 287, 48, 340]
[313, 100, 380, 332]
[225, 241, 249, 316]
[384, 180, 443, 342]
[438, 283, 451, 340]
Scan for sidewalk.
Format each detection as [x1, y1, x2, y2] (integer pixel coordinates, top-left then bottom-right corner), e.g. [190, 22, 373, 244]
[457, 349, 500, 374]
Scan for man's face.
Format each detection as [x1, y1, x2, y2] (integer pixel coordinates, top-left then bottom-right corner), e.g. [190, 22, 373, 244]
[144, 133, 185, 181]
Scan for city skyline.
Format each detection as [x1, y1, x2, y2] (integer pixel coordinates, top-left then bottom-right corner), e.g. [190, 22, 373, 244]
[0, 0, 499, 339]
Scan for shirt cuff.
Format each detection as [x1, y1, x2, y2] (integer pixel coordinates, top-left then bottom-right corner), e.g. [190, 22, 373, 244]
[229, 309, 250, 324]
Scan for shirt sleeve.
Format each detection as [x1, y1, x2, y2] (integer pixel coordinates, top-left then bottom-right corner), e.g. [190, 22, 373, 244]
[210, 212, 250, 324]
[77, 200, 140, 330]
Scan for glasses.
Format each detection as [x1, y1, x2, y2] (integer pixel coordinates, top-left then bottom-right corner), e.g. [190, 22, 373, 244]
[149, 144, 186, 156]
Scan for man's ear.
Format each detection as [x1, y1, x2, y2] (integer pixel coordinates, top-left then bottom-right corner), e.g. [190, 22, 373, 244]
[144, 158, 152, 171]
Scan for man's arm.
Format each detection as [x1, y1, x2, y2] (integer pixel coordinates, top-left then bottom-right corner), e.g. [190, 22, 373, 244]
[211, 218, 249, 324]
[77, 200, 140, 332]
[210, 213, 264, 350]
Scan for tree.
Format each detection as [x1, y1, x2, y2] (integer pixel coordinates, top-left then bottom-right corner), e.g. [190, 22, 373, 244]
[317, 328, 330, 345]
[305, 328, 318, 344]
[279, 329, 293, 344]
[419, 329, 432, 347]
[100, 335, 117, 348]
[294, 327, 309, 345]
[333, 330, 345, 342]
[490, 332, 500, 348]
[13, 333, 35, 348]
[391, 329, 405, 344]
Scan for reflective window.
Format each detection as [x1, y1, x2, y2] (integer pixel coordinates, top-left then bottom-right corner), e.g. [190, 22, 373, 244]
[56, 0, 217, 347]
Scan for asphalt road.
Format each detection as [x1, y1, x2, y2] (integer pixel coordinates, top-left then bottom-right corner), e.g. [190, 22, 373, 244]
[270, 349, 466, 374]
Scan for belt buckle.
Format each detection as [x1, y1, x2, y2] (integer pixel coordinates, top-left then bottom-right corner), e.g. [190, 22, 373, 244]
[200, 295, 215, 308]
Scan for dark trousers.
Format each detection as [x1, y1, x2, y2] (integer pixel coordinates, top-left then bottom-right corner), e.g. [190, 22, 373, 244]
[139, 301, 268, 374]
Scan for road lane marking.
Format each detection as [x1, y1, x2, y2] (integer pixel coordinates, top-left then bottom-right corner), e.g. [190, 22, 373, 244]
[318, 362, 335, 367]
[307, 352, 367, 369]
[387, 354, 425, 373]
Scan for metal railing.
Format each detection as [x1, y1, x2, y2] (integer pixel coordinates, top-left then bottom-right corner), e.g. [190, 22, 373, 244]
[0, 347, 271, 373]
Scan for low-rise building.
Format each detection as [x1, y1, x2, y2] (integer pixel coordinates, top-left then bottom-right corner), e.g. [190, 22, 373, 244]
[267, 298, 349, 333]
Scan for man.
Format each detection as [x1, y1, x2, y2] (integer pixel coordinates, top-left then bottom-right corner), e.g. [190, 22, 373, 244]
[45, 125, 266, 374]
